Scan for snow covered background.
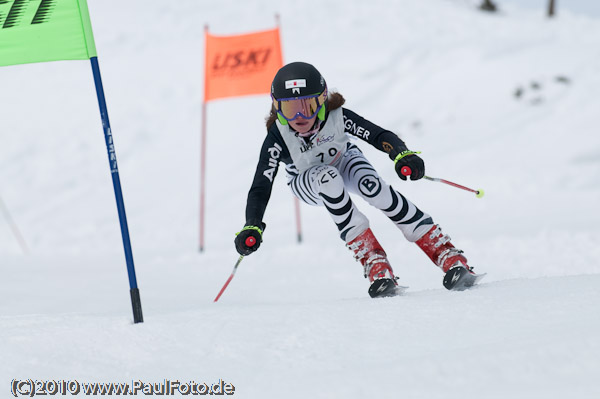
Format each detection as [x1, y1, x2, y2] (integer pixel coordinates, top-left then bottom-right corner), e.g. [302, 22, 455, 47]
[1, 0, 599, 397]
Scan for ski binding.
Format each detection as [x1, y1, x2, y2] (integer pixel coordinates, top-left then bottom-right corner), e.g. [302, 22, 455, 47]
[443, 266, 486, 291]
[368, 278, 408, 298]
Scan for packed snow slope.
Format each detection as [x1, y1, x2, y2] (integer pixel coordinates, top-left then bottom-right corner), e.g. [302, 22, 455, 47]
[1, 0, 599, 398]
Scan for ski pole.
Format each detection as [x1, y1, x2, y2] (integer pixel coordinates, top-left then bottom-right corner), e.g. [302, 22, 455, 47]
[213, 236, 257, 302]
[400, 166, 485, 198]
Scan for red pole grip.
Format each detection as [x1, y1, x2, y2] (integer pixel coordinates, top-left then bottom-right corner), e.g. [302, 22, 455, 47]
[400, 166, 412, 177]
[245, 236, 256, 247]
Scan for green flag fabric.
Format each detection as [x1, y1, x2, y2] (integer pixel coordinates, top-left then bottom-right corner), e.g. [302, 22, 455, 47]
[0, 0, 97, 67]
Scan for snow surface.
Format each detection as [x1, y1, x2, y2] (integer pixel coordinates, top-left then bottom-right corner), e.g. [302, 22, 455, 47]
[1, 0, 599, 398]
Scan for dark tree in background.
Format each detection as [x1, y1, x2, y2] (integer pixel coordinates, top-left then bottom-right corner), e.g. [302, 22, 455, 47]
[478, 1, 557, 17]
[548, 0, 556, 17]
[479, 0, 497, 12]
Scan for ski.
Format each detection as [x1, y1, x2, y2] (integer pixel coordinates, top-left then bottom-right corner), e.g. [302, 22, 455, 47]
[443, 266, 486, 291]
[368, 278, 408, 298]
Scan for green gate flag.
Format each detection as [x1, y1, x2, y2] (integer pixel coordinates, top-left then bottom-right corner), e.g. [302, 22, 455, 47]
[0, 0, 97, 67]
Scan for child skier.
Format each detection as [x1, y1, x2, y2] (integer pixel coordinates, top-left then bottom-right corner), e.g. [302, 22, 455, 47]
[234, 62, 478, 297]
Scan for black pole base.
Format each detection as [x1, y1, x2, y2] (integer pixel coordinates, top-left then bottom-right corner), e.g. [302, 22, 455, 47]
[130, 288, 144, 323]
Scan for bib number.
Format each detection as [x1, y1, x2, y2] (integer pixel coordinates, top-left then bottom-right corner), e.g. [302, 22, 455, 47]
[316, 147, 338, 163]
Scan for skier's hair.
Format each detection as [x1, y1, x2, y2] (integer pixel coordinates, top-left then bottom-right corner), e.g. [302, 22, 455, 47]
[266, 92, 346, 129]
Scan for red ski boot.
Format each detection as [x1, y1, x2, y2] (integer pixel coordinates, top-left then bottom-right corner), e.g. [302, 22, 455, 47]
[415, 225, 468, 272]
[415, 225, 482, 290]
[346, 228, 399, 298]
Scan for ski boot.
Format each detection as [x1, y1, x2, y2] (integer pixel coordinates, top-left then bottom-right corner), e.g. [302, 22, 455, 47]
[415, 224, 482, 290]
[347, 228, 399, 298]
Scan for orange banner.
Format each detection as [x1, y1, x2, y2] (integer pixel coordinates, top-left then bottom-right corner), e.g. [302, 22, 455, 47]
[204, 28, 283, 102]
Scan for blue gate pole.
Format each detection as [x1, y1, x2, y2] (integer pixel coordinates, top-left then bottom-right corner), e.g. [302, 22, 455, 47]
[90, 56, 143, 323]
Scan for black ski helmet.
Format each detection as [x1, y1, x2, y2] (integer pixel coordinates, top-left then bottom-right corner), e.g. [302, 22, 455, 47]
[271, 62, 327, 99]
[271, 62, 327, 125]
